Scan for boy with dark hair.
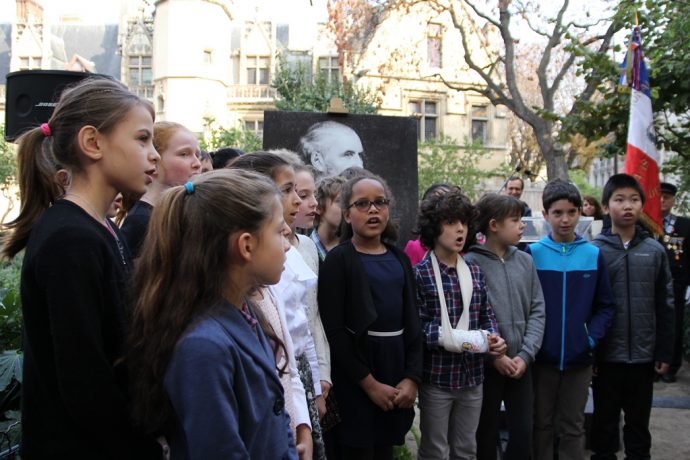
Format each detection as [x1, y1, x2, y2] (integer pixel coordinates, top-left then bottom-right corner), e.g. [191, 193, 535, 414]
[526, 179, 616, 460]
[310, 175, 346, 262]
[466, 194, 545, 460]
[590, 173, 675, 459]
[414, 188, 506, 459]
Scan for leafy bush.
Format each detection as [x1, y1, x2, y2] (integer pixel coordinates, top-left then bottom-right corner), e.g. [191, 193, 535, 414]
[0, 256, 22, 352]
[272, 54, 379, 114]
[199, 117, 262, 153]
[418, 135, 509, 201]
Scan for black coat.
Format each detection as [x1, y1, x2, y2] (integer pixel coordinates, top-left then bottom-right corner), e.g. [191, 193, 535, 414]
[593, 227, 675, 364]
[660, 214, 690, 288]
[317, 240, 422, 385]
[20, 200, 157, 459]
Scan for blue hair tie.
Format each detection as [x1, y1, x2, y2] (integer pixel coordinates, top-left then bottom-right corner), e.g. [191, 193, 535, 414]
[184, 181, 195, 195]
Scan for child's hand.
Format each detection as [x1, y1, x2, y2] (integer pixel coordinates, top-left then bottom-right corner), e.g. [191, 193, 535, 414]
[295, 424, 313, 460]
[655, 362, 670, 375]
[488, 333, 507, 356]
[510, 356, 528, 379]
[493, 355, 517, 376]
[360, 374, 398, 411]
[393, 378, 417, 409]
[320, 380, 332, 400]
[316, 394, 327, 419]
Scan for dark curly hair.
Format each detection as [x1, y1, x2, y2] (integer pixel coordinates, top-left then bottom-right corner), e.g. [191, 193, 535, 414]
[414, 187, 476, 249]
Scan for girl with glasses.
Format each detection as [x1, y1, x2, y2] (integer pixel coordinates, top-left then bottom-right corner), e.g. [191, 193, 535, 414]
[318, 173, 423, 460]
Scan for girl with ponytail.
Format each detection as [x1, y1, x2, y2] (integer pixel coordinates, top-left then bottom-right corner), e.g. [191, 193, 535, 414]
[1, 76, 160, 458]
[128, 169, 298, 459]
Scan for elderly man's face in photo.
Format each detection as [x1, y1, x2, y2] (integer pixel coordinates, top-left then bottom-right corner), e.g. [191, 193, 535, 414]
[311, 124, 364, 176]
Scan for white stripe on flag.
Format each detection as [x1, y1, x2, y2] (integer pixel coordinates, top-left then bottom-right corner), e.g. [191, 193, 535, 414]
[627, 88, 658, 163]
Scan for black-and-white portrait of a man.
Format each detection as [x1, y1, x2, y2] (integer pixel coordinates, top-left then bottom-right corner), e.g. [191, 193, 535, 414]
[297, 121, 364, 176]
[263, 111, 418, 243]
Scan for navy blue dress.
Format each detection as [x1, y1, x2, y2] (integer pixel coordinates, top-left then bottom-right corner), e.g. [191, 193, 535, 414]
[334, 250, 414, 448]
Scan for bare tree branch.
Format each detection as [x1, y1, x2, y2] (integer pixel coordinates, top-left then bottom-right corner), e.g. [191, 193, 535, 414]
[566, 17, 620, 119]
[490, 1, 540, 126]
[563, 15, 615, 31]
[536, 0, 570, 113]
[522, 14, 551, 38]
[425, 72, 499, 99]
[460, 0, 500, 28]
[444, 4, 514, 110]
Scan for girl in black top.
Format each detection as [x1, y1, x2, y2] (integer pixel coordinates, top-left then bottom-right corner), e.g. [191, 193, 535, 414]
[121, 121, 201, 257]
[318, 173, 422, 460]
[1, 77, 160, 459]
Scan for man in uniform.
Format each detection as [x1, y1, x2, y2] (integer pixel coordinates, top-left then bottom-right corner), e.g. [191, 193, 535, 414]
[659, 182, 690, 382]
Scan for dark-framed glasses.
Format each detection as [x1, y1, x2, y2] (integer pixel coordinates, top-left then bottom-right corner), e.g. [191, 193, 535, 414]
[347, 198, 390, 212]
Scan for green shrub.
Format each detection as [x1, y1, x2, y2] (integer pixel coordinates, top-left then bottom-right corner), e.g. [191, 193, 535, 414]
[0, 255, 22, 352]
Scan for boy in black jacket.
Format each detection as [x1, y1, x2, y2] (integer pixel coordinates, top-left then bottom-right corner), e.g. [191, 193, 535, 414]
[591, 174, 675, 459]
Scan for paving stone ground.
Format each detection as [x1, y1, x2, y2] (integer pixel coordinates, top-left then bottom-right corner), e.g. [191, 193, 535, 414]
[402, 362, 690, 458]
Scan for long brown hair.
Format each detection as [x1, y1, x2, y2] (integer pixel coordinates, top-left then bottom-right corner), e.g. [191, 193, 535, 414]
[227, 150, 290, 179]
[1, 77, 153, 259]
[127, 169, 281, 432]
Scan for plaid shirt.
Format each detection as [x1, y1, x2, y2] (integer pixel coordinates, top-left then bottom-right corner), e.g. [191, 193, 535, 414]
[414, 255, 498, 389]
[310, 230, 328, 262]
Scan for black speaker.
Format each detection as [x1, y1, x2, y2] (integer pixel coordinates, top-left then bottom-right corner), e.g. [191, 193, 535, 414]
[4, 70, 91, 142]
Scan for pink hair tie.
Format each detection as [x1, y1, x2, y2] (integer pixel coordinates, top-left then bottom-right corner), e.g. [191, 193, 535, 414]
[40, 123, 52, 137]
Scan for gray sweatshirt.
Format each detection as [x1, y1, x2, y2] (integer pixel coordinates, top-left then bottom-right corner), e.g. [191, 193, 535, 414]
[465, 245, 545, 364]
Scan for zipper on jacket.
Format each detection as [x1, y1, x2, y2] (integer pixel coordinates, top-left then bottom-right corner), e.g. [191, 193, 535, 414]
[560, 243, 567, 371]
[625, 249, 632, 363]
[560, 270, 566, 370]
[501, 257, 517, 357]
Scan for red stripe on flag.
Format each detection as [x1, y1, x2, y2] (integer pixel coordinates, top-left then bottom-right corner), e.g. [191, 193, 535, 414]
[624, 144, 661, 233]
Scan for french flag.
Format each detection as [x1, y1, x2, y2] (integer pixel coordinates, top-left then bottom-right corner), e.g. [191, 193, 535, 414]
[620, 26, 661, 233]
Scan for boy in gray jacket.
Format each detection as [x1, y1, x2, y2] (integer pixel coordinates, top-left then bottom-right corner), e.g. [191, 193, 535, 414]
[466, 194, 545, 460]
[591, 174, 675, 459]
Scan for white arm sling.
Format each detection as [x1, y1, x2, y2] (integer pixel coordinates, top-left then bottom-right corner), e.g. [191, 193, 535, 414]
[430, 251, 489, 354]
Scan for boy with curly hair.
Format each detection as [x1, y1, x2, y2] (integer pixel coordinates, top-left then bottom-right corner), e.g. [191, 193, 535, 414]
[413, 187, 506, 459]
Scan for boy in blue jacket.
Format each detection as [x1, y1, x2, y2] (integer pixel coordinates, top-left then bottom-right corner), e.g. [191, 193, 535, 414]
[590, 174, 675, 459]
[526, 179, 615, 460]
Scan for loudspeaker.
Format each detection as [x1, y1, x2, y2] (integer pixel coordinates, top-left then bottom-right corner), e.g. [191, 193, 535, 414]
[4, 70, 91, 142]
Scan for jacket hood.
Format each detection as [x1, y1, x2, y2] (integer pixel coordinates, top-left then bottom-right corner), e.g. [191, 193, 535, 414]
[468, 244, 517, 261]
[535, 234, 588, 254]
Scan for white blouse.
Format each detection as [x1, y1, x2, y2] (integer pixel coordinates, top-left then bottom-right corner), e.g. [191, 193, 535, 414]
[274, 245, 322, 396]
[295, 234, 332, 384]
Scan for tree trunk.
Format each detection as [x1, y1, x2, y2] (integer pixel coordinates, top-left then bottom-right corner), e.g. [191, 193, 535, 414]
[534, 126, 569, 181]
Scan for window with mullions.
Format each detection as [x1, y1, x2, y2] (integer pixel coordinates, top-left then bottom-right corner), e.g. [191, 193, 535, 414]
[319, 56, 340, 83]
[245, 119, 264, 139]
[247, 56, 270, 85]
[427, 23, 442, 68]
[409, 100, 438, 141]
[129, 56, 152, 87]
[19, 56, 41, 70]
[470, 105, 489, 145]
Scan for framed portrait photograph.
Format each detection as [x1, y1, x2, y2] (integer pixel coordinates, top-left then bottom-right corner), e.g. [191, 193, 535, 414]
[263, 111, 419, 245]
